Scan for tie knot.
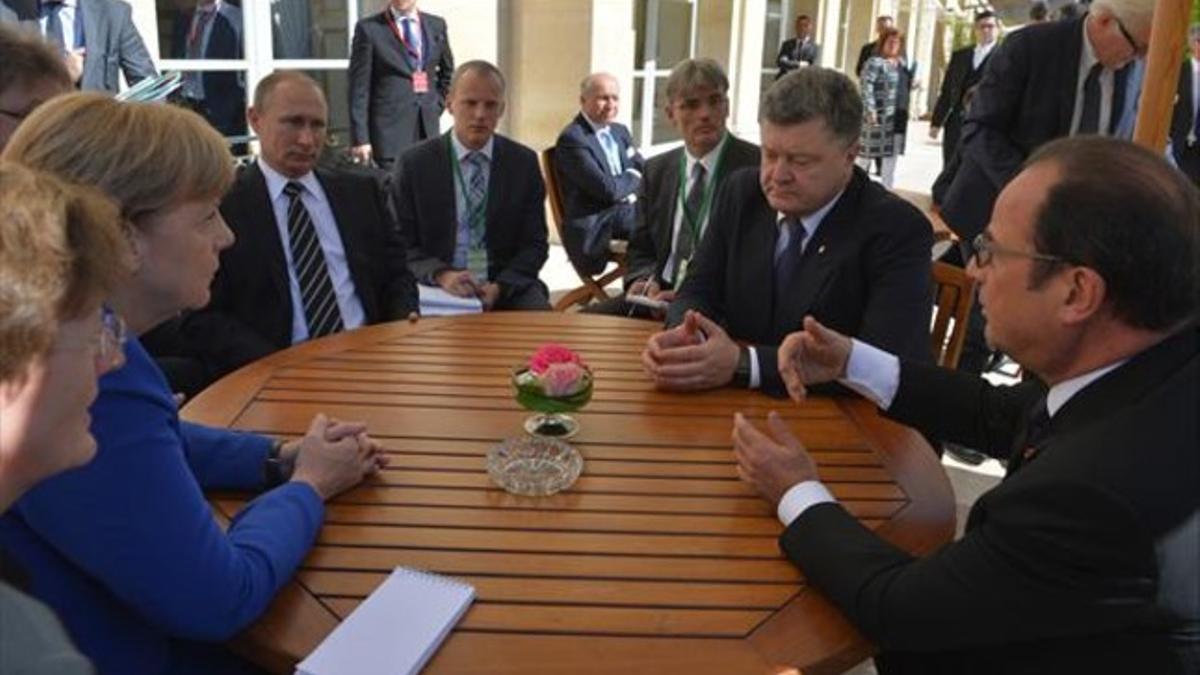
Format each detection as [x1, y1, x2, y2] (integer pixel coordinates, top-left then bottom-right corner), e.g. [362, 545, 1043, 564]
[691, 162, 707, 180]
[283, 181, 304, 198]
[466, 151, 488, 168]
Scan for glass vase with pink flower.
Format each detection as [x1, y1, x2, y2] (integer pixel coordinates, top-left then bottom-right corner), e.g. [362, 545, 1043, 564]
[511, 344, 593, 438]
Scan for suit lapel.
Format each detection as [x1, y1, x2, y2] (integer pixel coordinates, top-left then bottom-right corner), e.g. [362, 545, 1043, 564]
[242, 165, 293, 311]
[775, 169, 866, 333]
[80, 0, 100, 51]
[315, 169, 374, 320]
[374, 11, 414, 75]
[656, 149, 682, 267]
[484, 136, 505, 249]
[1056, 19, 1085, 133]
[577, 115, 611, 175]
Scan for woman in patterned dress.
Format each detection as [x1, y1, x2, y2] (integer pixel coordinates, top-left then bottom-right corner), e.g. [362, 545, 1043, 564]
[858, 28, 914, 188]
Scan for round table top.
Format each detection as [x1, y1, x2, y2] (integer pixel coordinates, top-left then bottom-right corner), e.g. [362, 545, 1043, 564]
[183, 312, 955, 675]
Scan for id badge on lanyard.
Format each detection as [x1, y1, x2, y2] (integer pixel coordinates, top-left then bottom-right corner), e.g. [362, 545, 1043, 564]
[389, 14, 429, 93]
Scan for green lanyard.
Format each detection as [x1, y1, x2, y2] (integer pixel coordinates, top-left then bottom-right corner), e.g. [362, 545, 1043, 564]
[448, 134, 489, 241]
[677, 134, 730, 243]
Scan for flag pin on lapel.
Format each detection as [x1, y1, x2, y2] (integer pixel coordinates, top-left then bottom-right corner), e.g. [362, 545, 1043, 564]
[817, 244, 826, 255]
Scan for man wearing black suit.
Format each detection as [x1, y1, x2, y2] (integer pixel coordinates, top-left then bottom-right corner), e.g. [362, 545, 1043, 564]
[643, 68, 931, 397]
[182, 72, 418, 381]
[348, 0, 453, 170]
[553, 72, 644, 276]
[586, 58, 759, 318]
[737, 137, 1199, 674]
[775, 14, 819, 78]
[854, 15, 893, 78]
[1170, 25, 1200, 186]
[0, 0, 156, 92]
[392, 60, 549, 311]
[172, 1, 245, 143]
[929, 11, 998, 167]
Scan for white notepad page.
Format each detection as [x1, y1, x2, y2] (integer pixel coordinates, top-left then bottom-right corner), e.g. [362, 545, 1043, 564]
[296, 566, 475, 675]
[418, 285, 483, 316]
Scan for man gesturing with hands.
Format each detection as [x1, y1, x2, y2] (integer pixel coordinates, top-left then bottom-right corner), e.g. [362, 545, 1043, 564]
[733, 137, 1198, 674]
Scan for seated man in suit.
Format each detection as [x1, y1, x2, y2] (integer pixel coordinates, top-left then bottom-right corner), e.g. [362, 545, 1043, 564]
[587, 58, 760, 318]
[553, 72, 644, 276]
[392, 60, 550, 311]
[736, 136, 1199, 673]
[642, 68, 931, 397]
[181, 71, 418, 382]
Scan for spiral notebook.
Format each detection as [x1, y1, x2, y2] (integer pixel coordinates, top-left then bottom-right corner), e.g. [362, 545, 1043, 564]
[296, 566, 475, 675]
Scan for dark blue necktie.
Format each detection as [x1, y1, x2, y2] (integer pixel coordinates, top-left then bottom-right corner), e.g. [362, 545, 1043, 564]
[1077, 63, 1103, 135]
[42, 1, 65, 51]
[774, 218, 806, 295]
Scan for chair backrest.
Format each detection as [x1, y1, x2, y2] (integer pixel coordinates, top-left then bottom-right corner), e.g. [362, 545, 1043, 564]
[540, 147, 570, 247]
[930, 261, 977, 369]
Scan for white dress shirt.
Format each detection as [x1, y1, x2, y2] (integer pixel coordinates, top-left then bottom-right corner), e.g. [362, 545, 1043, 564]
[1191, 58, 1200, 144]
[580, 113, 642, 189]
[448, 132, 494, 274]
[661, 133, 729, 284]
[259, 161, 367, 343]
[38, 0, 78, 49]
[775, 341, 1128, 527]
[972, 41, 996, 70]
[1070, 21, 1118, 135]
[744, 189, 843, 389]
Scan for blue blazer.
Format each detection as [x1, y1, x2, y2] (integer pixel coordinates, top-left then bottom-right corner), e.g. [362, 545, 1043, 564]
[0, 338, 324, 675]
[553, 113, 644, 275]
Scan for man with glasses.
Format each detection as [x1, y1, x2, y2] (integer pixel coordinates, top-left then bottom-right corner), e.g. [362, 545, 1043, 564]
[0, 24, 70, 150]
[736, 136, 1199, 673]
[937, 0, 1152, 377]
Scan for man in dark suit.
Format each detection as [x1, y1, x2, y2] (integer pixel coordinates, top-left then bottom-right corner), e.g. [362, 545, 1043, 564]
[553, 72, 644, 276]
[775, 14, 819, 77]
[1170, 24, 1200, 185]
[854, 15, 893, 78]
[929, 11, 998, 167]
[348, 0, 453, 170]
[171, 1, 245, 143]
[391, 60, 549, 311]
[0, 0, 155, 92]
[736, 136, 1199, 674]
[642, 68, 931, 396]
[586, 58, 759, 318]
[181, 72, 418, 382]
[940, 3, 1151, 249]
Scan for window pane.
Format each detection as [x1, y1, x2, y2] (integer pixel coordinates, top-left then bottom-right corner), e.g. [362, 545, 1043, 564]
[300, 69, 351, 152]
[650, 75, 681, 145]
[156, 1, 243, 61]
[634, 0, 647, 65]
[762, 0, 783, 68]
[271, 0, 347, 59]
[631, 77, 645, 143]
[655, 0, 692, 69]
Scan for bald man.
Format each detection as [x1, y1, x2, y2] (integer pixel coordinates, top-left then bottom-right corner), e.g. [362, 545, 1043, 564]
[553, 72, 644, 275]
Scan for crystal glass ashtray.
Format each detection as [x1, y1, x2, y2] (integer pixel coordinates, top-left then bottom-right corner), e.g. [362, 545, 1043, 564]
[486, 436, 583, 496]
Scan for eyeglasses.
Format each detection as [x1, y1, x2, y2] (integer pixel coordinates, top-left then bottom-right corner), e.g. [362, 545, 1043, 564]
[971, 232, 1065, 268]
[95, 307, 128, 370]
[1114, 17, 1145, 57]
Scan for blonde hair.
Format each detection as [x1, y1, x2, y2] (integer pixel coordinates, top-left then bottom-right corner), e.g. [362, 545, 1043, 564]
[2, 93, 234, 225]
[0, 162, 131, 380]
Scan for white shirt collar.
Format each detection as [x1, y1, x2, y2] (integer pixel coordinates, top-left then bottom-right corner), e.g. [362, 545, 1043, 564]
[1080, 18, 1100, 73]
[450, 131, 495, 162]
[581, 112, 609, 135]
[390, 6, 419, 21]
[684, 131, 729, 177]
[1045, 359, 1127, 417]
[974, 41, 996, 59]
[775, 187, 844, 242]
[259, 160, 322, 203]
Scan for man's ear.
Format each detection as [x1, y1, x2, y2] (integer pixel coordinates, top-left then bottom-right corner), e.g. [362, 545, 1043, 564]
[1060, 266, 1107, 326]
[246, 106, 261, 135]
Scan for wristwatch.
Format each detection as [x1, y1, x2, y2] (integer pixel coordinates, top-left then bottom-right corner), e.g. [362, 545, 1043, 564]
[732, 347, 752, 388]
[264, 439, 290, 488]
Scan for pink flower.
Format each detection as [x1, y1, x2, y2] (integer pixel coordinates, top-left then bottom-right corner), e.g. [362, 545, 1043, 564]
[529, 343, 583, 374]
[541, 362, 586, 397]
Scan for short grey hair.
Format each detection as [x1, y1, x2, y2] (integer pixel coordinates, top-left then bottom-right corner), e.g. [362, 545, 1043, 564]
[579, 72, 617, 96]
[759, 68, 863, 147]
[664, 58, 729, 104]
[1090, 0, 1156, 36]
[449, 60, 506, 96]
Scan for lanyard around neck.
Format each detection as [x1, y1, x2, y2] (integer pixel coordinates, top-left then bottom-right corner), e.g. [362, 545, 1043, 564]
[677, 135, 730, 241]
[387, 12, 423, 69]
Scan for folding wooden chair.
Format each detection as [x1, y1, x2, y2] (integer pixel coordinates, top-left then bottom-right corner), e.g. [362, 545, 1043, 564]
[930, 260, 977, 369]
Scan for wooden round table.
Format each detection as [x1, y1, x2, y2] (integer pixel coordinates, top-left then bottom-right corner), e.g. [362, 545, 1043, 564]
[183, 312, 955, 675]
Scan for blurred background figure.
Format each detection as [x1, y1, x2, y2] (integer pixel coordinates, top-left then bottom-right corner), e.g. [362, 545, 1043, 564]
[858, 28, 914, 188]
[0, 24, 71, 151]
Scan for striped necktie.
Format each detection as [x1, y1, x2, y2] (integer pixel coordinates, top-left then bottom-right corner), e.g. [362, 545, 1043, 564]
[283, 181, 344, 339]
[462, 152, 489, 278]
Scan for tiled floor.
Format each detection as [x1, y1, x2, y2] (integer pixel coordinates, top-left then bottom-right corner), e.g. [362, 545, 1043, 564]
[536, 121, 1012, 674]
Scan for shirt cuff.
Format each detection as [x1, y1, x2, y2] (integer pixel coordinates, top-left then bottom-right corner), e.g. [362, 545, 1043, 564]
[838, 338, 901, 410]
[625, 168, 642, 179]
[777, 481, 836, 527]
[747, 345, 761, 389]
